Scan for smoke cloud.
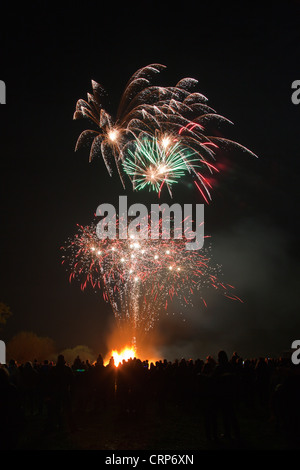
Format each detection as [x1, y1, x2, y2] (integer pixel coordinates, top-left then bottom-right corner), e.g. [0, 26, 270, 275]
[153, 215, 299, 360]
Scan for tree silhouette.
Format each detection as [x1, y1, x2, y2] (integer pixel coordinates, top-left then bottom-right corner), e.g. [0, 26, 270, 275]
[6, 331, 56, 363]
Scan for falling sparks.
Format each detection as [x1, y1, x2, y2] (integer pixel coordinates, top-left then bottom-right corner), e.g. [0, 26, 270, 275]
[61, 218, 242, 336]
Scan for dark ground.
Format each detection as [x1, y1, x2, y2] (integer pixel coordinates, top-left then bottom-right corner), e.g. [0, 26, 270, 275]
[17, 400, 294, 451]
[3, 355, 299, 451]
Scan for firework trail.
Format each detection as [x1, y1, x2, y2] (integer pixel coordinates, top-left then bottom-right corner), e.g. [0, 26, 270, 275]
[74, 64, 257, 201]
[61, 218, 242, 337]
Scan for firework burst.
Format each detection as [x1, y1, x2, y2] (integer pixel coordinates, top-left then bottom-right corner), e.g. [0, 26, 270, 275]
[61, 218, 242, 336]
[74, 64, 257, 202]
[73, 63, 168, 187]
[122, 133, 200, 197]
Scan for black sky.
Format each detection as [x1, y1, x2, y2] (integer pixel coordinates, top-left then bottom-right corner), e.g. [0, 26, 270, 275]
[1, 1, 300, 359]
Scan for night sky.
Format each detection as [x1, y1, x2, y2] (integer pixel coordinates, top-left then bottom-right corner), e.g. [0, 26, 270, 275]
[1, 1, 300, 360]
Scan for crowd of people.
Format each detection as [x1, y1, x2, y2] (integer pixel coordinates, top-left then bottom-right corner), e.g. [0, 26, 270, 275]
[1, 350, 300, 449]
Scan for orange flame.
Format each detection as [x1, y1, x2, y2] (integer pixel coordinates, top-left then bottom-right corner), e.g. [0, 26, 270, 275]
[107, 346, 136, 367]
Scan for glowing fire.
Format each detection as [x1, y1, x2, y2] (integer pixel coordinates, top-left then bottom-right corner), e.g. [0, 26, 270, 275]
[109, 346, 136, 367]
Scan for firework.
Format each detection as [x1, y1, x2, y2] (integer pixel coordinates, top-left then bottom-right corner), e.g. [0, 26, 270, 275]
[74, 64, 257, 201]
[122, 133, 200, 197]
[123, 77, 258, 201]
[61, 218, 242, 339]
[73, 63, 168, 187]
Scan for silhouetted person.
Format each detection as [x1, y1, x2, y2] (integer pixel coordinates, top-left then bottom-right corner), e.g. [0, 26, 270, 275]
[72, 355, 83, 371]
[239, 359, 256, 408]
[105, 356, 117, 404]
[96, 353, 104, 367]
[0, 367, 24, 449]
[37, 359, 53, 416]
[255, 357, 270, 407]
[50, 354, 75, 431]
[198, 361, 218, 441]
[20, 361, 38, 415]
[127, 358, 148, 417]
[8, 359, 20, 387]
[90, 354, 106, 411]
[271, 370, 300, 446]
[151, 361, 168, 416]
[213, 350, 240, 441]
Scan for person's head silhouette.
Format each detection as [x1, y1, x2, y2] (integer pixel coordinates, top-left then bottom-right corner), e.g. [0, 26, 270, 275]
[57, 354, 66, 366]
[218, 350, 228, 365]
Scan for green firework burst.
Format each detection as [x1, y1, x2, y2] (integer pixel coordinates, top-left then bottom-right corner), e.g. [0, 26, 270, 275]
[123, 135, 199, 196]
